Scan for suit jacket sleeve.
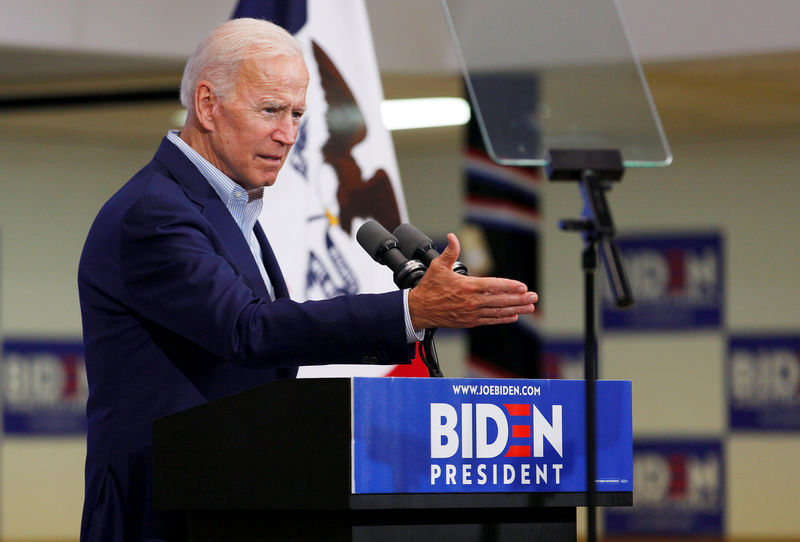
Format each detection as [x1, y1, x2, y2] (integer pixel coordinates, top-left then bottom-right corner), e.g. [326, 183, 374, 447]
[115, 184, 409, 368]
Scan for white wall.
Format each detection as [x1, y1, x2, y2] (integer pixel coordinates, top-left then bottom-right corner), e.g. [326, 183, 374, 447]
[602, 134, 800, 537]
[0, 131, 158, 539]
[1, 102, 800, 542]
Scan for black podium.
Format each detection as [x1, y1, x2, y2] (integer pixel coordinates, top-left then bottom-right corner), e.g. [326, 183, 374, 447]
[153, 378, 631, 541]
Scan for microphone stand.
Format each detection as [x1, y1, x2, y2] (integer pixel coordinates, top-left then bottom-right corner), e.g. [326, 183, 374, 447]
[405, 272, 443, 378]
[419, 328, 444, 377]
[546, 149, 633, 542]
[356, 220, 446, 378]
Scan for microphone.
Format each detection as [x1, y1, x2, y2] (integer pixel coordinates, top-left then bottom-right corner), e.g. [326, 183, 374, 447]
[356, 220, 426, 289]
[393, 223, 468, 276]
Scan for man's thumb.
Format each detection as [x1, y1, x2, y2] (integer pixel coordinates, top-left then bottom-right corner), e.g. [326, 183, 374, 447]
[437, 233, 460, 268]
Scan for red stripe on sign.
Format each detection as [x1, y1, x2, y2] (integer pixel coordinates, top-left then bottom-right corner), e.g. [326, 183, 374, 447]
[505, 445, 531, 457]
[512, 425, 531, 438]
[504, 404, 530, 416]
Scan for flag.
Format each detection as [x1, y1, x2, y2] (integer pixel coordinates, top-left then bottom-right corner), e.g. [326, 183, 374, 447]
[232, 0, 428, 376]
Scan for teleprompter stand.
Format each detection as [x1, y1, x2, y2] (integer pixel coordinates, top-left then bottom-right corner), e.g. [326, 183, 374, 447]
[546, 148, 633, 542]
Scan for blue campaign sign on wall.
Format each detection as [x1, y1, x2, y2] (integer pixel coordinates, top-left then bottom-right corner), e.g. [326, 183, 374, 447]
[351, 377, 632, 494]
[728, 334, 800, 431]
[605, 439, 725, 536]
[601, 232, 724, 330]
[542, 339, 585, 379]
[2, 339, 88, 435]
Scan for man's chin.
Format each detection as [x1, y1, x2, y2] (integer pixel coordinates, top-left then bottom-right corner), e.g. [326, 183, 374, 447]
[261, 175, 279, 187]
[240, 174, 279, 191]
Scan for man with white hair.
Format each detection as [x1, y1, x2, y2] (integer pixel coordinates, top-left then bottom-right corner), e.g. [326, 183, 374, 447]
[78, 18, 537, 541]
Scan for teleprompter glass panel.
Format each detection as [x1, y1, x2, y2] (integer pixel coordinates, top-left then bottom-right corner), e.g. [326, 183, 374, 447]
[441, 0, 671, 168]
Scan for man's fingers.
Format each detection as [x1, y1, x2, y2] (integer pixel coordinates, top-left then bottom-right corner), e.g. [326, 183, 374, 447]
[478, 284, 538, 303]
[478, 314, 521, 325]
[469, 276, 532, 295]
[489, 303, 537, 317]
[474, 302, 536, 325]
[467, 292, 537, 310]
[470, 302, 536, 319]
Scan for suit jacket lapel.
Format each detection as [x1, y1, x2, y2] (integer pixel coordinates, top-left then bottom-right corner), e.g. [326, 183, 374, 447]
[254, 222, 289, 299]
[202, 199, 272, 300]
[153, 137, 272, 300]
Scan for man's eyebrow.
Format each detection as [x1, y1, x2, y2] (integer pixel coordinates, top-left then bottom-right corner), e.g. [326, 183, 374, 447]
[254, 99, 305, 114]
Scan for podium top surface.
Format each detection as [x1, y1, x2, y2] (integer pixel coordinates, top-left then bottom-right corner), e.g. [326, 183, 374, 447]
[441, 0, 672, 168]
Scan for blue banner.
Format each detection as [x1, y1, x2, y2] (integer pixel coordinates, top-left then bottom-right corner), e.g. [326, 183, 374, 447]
[602, 232, 724, 331]
[2, 339, 87, 435]
[352, 377, 632, 494]
[541, 339, 585, 379]
[728, 334, 800, 431]
[605, 439, 724, 536]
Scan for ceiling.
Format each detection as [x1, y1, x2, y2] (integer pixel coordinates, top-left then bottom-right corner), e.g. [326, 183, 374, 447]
[1, 0, 799, 147]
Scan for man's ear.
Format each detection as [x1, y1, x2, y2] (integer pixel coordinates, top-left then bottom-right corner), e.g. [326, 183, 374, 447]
[193, 81, 219, 131]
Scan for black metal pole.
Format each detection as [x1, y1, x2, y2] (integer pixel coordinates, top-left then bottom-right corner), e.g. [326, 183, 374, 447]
[583, 242, 599, 542]
[548, 149, 629, 542]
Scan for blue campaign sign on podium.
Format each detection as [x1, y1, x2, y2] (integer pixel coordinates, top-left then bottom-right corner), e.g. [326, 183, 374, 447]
[351, 378, 632, 494]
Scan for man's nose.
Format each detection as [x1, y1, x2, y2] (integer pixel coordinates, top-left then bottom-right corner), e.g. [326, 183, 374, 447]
[272, 114, 298, 145]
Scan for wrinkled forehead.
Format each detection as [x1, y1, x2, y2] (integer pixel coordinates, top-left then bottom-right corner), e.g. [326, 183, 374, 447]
[237, 53, 310, 91]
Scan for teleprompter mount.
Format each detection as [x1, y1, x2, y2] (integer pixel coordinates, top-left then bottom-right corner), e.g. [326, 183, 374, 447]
[546, 148, 633, 542]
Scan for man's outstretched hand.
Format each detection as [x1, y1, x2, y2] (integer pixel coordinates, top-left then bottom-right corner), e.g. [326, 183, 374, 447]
[407, 233, 538, 331]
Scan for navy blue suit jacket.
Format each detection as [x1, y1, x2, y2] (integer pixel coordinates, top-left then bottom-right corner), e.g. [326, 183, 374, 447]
[78, 137, 409, 541]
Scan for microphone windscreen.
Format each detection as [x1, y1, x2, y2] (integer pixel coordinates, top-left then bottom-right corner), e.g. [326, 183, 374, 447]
[356, 220, 395, 261]
[393, 223, 433, 260]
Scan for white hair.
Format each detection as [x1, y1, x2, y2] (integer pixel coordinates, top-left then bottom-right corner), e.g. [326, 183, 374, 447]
[180, 18, 303, 110]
